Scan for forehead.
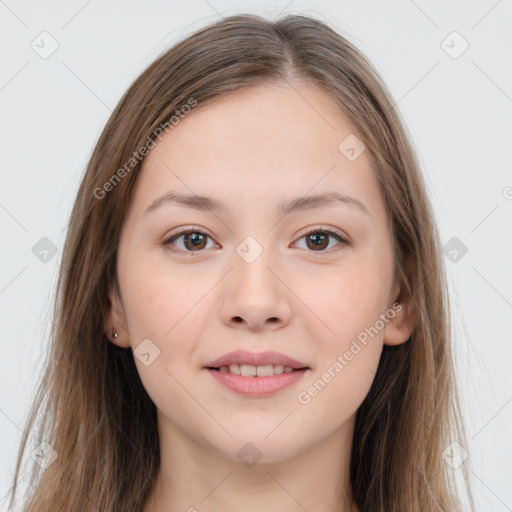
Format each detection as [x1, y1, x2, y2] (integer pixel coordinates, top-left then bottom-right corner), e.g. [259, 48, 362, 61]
[156, 82, 360, 159]
[129, 82, 382, 218]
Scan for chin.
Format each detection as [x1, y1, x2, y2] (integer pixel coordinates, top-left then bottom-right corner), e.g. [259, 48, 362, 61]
[202, 427, 313, 466]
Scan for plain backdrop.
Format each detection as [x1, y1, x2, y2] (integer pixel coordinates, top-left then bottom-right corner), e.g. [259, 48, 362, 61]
[1, 1, 511, 510]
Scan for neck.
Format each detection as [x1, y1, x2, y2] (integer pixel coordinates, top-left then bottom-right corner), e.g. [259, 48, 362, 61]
[143, 413, 358, 512]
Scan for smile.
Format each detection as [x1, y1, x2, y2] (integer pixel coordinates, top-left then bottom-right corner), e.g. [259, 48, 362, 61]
[208, 363, 301, 376]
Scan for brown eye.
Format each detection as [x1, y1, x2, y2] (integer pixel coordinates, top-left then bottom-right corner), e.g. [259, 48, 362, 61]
[305, 232, 329, 250]
[296, 229, 348, 252]
[182, 232, 208, 251]
[163, 229, 214, 253]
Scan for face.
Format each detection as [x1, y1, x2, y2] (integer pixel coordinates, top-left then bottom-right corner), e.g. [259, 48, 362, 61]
[106, 82, 413, 463]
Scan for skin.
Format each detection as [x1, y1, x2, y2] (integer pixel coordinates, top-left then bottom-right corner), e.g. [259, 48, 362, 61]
[105, 82, 415, 512]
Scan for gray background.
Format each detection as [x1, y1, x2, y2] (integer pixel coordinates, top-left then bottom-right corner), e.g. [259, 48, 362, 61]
[1, 0, 511, 510]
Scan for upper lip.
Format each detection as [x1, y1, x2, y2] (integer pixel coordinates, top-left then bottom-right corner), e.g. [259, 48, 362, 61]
[205, 350, 309, 369]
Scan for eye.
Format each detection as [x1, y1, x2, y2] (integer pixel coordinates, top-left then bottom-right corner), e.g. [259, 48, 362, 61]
[162, 226, 349, 255]
[293, 228, 349, 252]
[162, 228, 216, 254]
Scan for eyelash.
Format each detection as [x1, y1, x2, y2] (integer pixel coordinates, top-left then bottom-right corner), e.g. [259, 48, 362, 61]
[162, 226, 349, 256]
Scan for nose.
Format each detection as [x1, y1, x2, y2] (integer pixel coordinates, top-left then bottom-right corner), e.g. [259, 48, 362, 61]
[218, 249, 293, 332]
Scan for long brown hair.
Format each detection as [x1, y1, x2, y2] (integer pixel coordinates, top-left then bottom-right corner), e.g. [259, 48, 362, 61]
[7, 13, 475, 511]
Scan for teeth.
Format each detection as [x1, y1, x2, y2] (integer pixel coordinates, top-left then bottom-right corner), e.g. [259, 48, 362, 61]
[256, 365, 274, 377]
[228, 364, 240, 375]
[217, 364, 297, 376]
[273, 365, 285, 374]
[240, 364, 256, 377]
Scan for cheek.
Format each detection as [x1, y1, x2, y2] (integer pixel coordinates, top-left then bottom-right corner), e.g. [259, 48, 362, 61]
[120, 259, 209, 421]
[293, 264, 390, 414]
[119, 248, 207, 340]
[303, 264, 391, 349]
[118, 249, 212, 384]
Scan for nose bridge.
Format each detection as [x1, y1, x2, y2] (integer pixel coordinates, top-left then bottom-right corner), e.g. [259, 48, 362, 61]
[218, 233, 292, 330]
[232, 233, 279, 295]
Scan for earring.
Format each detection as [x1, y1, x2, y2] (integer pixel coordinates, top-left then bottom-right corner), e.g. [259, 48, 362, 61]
[112, 331, 118, 339]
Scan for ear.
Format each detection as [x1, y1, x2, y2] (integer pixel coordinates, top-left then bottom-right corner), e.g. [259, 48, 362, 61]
[103, 283, 130, 349]
[383, 254, 417, 346]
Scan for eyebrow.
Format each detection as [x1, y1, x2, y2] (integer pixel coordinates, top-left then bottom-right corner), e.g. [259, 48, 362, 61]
[143, 190, 370, 217]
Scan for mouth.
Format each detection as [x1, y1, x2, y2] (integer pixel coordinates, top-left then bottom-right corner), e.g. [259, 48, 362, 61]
[203, 350, 310, 396]
[204, 349, 309, 373]
[205, 363, 308, 377]
[204, 365, 309, 397]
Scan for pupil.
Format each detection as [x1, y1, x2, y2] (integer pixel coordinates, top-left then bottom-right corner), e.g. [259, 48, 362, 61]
[190, 233, 201, 244]
[186, 233, 205, 249]
[308, 233, 327, 250]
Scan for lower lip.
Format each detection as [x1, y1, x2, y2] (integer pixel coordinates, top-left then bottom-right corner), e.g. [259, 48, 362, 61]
[205, 368, 308, 397]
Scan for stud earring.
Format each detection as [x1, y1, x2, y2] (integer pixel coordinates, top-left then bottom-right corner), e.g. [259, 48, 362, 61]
[112, 331, 118, 339]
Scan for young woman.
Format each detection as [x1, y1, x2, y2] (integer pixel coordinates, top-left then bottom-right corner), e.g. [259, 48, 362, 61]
[7, 13, 475, 512]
